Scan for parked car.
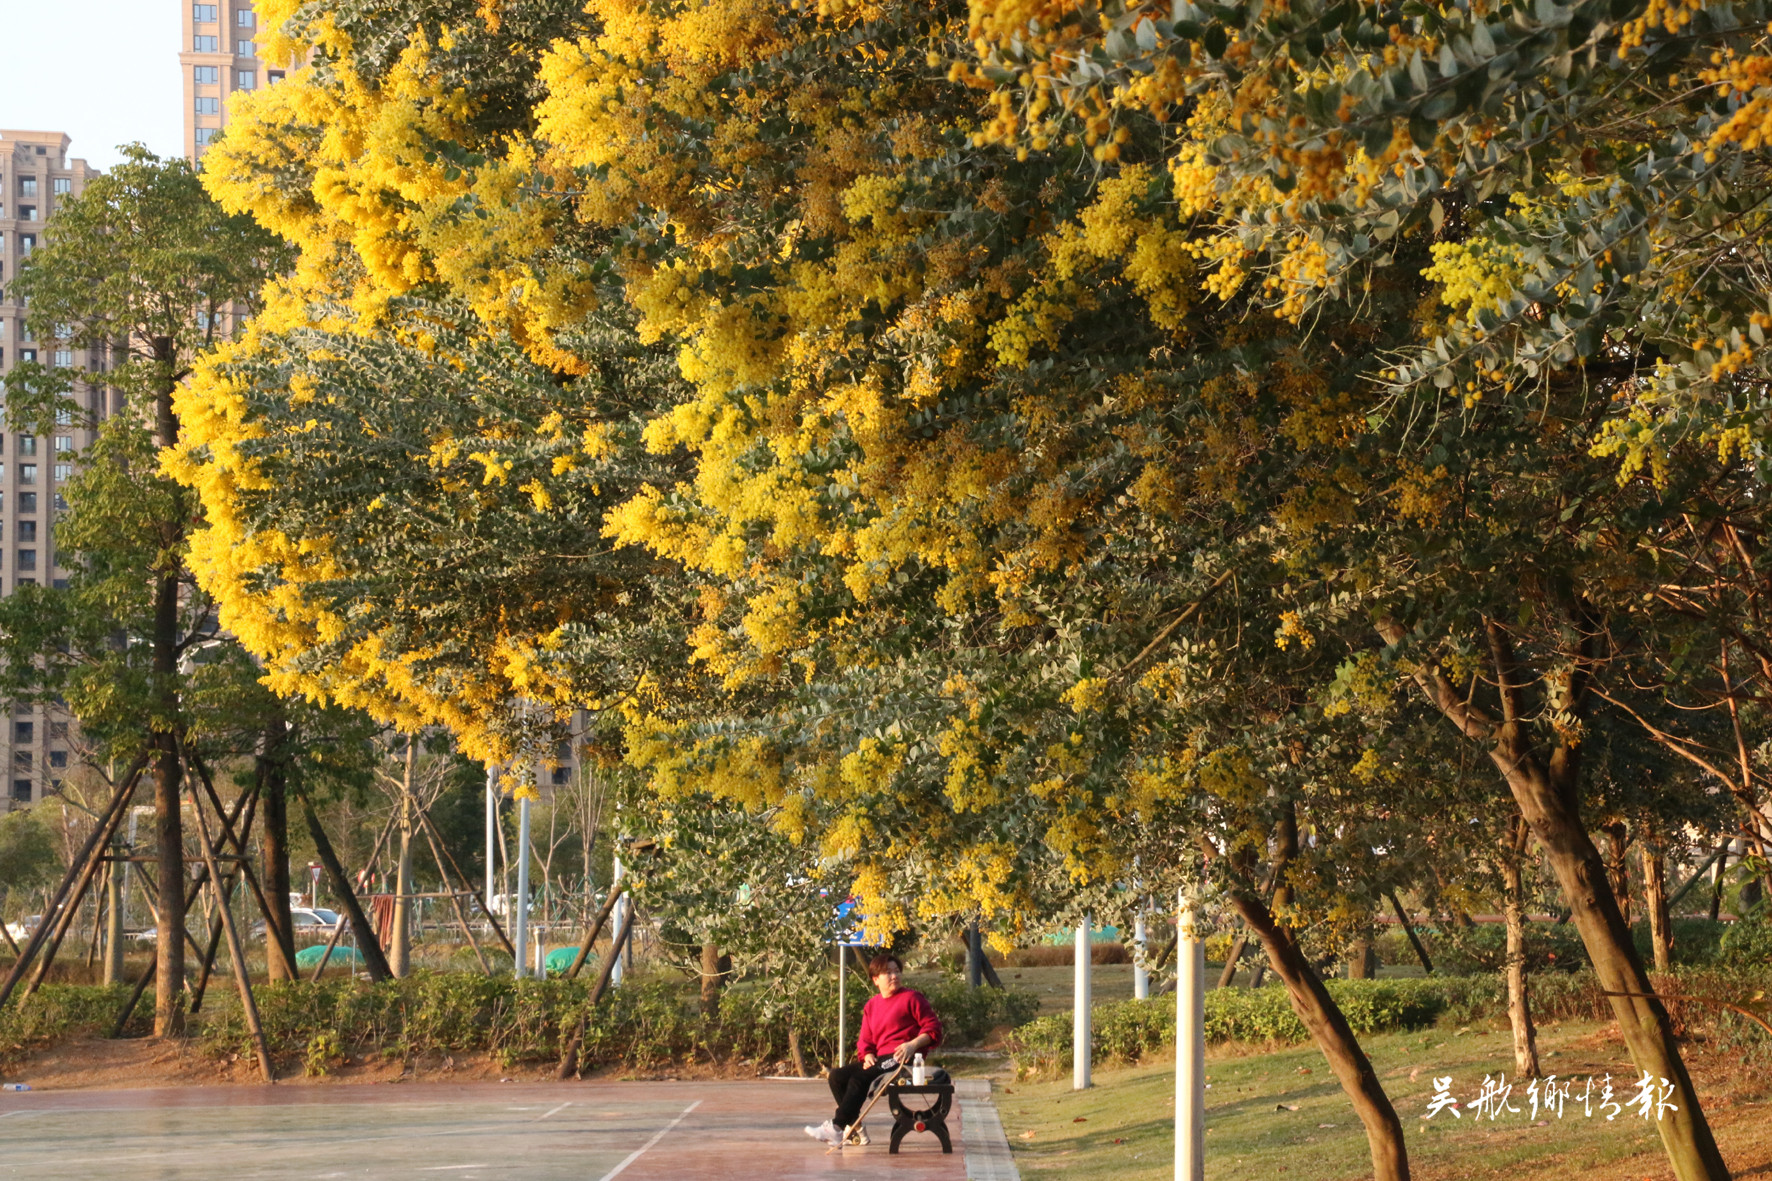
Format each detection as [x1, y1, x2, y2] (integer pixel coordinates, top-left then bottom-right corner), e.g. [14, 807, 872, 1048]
[251, 908, 340, 938]
[4, 915, 42, 943]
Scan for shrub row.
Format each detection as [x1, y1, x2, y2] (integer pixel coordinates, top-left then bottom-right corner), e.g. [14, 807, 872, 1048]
[197, 973, 1039, 1074]
[0, 983, 128, 1071]
[1001, 967, 1772, 1077]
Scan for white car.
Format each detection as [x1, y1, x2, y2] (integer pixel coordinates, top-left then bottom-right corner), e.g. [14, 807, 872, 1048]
[4, 915, 41, 942]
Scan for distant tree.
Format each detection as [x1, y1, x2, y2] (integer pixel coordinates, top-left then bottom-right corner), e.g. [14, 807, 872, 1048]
[3, 145, 292, 1034]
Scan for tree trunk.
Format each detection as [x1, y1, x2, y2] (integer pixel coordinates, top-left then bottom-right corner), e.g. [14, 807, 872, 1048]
[150, 364, 187, 1039]
[1347, 925, 1376, 979]
[1500, 857, 1541, 1079]
[390, 738, 415, 977]
[788, 1027, 808, 1077]
[103, 846, 125, 985]
[1387, 618, 1730, 1180]
[1643, 839, 1672, 973]
[1217, 931, 1250, 988]
[1708, 846, 1729, 922]
[700, 940, 723, 1020]
[259, 714, 297, 981]
[1227, 886, 1409, 1181]
[1386, 892, 1434, 974]
[1605, 821, 1633, 928]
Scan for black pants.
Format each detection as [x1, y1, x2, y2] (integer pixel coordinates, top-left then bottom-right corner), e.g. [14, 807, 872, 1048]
[828, 1061, 893, 1128]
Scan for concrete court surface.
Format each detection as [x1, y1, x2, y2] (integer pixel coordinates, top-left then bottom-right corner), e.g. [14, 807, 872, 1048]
[0, 1078, 972, 1181]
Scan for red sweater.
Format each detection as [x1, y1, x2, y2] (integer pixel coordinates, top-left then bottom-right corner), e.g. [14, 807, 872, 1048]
[856, 987, 943, 1060]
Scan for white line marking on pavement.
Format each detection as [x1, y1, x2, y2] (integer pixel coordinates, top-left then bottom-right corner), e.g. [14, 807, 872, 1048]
[535, 1102, 573, 1121]
[595, 1100, 703, 1181]
[417, 1166, 491, 1172]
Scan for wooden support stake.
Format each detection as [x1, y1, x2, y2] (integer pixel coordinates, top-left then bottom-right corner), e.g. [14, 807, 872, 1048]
[417, 807, 517, 958]
[189, 774, 275, 1084]
[557, 908, 636, 1079]
[3, 761, 144, 1010]
[419, 819, 492, 976]
[564, 883, 625, 980]
[298, 788, 393, 981]
[1387, 890, 1435, 975]
[184, 747, 293, 981]
[111, 959, 155, 1038]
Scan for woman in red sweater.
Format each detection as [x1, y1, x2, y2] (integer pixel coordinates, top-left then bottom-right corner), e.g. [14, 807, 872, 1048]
[804, 952, 943, 1146]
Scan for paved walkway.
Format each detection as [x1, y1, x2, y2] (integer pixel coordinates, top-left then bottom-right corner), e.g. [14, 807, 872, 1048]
[0, 1077, 1018, 1181]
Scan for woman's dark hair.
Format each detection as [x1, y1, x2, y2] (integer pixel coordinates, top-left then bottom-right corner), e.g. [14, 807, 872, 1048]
[867, 952, 902, 977]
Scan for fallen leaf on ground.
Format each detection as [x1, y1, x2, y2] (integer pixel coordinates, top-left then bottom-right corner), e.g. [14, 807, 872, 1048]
[1275, 1104, 1299, 1112]
[1020, 1131, 1037, 1140]
[1073, 1116, 1088, 1123]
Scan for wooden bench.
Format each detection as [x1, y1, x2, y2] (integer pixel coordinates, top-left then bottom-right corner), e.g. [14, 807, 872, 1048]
[882, 1082, 954, 1154]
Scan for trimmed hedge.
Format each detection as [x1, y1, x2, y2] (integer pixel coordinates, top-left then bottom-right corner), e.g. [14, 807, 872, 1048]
[1002, 967, 1772, 1077]
[198, 973, 1039, 1075]
[0, 983, 129, 1071]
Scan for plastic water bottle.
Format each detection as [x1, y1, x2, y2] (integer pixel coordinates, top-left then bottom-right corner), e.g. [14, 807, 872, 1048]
[911, 1054, 925, 1086]
[1, 1083, 30, 1092]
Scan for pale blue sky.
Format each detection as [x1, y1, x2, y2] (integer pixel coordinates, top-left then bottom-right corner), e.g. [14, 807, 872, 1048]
[0, 2, 184, 170]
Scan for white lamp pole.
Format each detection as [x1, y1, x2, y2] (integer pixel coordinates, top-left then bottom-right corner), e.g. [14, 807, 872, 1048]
[1176, 893, 1205, 1181]
[837, 944, 848, 1067]
[1134, 906, 1150, 1000]
[1073, 913, 1092, 1090]
[610, 854, 626, 987]
[513, 793, 531, 979]
[484, 764, 497, 921]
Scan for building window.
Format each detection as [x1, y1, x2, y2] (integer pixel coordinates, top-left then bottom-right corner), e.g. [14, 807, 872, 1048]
[52, 493, 67, 512]
[52, 178, 70, 195]
[54, 437, 71, 453]
[48, 751, 67, 770]
[9, 781, 29, 803]
[194, 34, 220, 51]
[53, 464, 71, 482]
[195, 129, 219, 148]
[19, 235, 34, 255]
[18, 436, 35, 456]
[48, 722, 66, 740]
[19, 349, 35, 363]
[195, 65, 220, 83]
[195, 97, 220, 115]
[16, 549, 35, 571]
[18, 178, 36, 197]
[52, 349, 70, 367]
[552, 766, 571, 786]
[14, 578, 34, 587]
[237, 70, 257, 89]
[20, 493, 37, 512]
[19, 206, 36, 222]
[268, 69, 285, 83]
[13, 752, 31, 772]
[195, 2, 219, 18]
[238, 41, 256, 57]
[14, 721, 32, 744]
[20, 465, 35, 484]
[50, 578, 67, 589]
[238, 9, 255, 25]
[18, 522, 34, 543]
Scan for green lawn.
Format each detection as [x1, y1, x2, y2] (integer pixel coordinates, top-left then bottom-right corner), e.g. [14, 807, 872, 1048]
[996, 1021, 1762, 1180]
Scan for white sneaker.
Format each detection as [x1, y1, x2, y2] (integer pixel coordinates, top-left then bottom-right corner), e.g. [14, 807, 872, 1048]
[847, 1125, 871, 1146]
[804, 1120, 840, 1145]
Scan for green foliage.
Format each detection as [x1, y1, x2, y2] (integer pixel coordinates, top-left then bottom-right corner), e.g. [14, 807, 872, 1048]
[0, 808, 61, 896]
[0, 984, 128, 1069]
[1720, 905, 1772, 968]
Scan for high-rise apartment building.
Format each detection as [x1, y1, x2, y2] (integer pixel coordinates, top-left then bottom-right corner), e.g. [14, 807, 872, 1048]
[182, 1, 271, 161]
[0, 130, 104, 812]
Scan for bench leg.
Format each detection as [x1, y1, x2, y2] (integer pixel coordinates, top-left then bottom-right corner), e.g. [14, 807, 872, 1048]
[931, 1116, 952, 1154]
[889, 1116, 911, 1155]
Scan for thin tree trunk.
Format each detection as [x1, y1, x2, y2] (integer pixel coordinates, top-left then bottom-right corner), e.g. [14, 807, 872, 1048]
[700, 940, 723, 1020]
[1708, 846, 1729, 922]
[1500, 855, 1541, 1079]
[390, 737, 415, 977]
[1605, 820, 1633, 928]
[151, 362, 187, 1038]
[259, 713, 296, 981]
[1217, 931, 1249, 989]
[1227, 883, 1409, 1181]
[1643, 839, 1672, 973]
[1386, 892, 1434, 974]
[1347, 924, 1376, 979]
[1386, 617, 1730, 1180]
[788, 1027, 808, 1077]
